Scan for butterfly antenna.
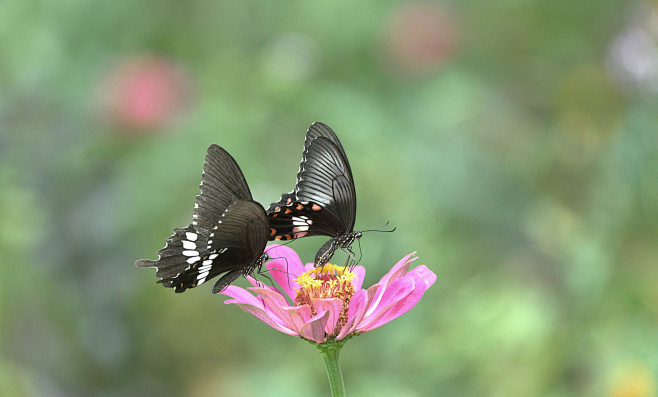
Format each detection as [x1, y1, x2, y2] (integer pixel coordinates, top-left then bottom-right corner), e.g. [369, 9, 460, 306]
[361, 221, 396, 233]
[260, 254, 296, 291]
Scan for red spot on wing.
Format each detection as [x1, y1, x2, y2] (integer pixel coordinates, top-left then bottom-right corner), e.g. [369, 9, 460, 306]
[274, 235, 282, 241]
[272, 213, 278, 218]
[284, 208, 292, 214]
[274, 206, 280, 212]
[296, 203, 304, 210]
[312, 203, 322, 211]
[284, 234, 292, 240]
[269, 227, 276, 237]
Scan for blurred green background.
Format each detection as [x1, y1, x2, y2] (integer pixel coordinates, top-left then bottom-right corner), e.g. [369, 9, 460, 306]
[1, 1, 657, 396]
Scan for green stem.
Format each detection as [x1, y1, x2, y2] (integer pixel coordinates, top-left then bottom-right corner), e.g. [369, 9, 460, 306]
[317, 340, 347, 397]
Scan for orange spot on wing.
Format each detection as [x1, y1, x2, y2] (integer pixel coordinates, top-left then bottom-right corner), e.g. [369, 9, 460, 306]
[293, 231, 308, 239]
[312, 204, 321, 211]
[284, 234, 292, 240]
[285, 208, 292, 214]
[274, 206, 280, 212]
[269, 227, 276, 236]
[274, 235, 282, 240]
[286, 197, 292, 204]
[272, 213, 278, 218]
[296, 204, 304, 210]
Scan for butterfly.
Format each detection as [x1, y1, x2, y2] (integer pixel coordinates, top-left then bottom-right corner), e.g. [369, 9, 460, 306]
[136, 144, 269, 294]
[266, 122, 361, 267]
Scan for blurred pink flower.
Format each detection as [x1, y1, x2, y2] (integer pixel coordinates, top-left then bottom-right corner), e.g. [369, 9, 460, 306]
[220, 245, 436, 343]
[100, 54, 190, 132]
[382, 2, 460, 75]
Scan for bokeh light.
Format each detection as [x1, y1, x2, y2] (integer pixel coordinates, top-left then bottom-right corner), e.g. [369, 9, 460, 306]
[99, 54, 191, 132]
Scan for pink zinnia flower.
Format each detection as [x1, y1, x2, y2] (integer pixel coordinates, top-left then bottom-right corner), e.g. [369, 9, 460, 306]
[220, 245, 436, 343]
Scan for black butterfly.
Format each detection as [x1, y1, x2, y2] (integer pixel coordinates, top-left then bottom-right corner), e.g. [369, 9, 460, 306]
[267, 122, 361, 267]
[136, 144, 269, 294]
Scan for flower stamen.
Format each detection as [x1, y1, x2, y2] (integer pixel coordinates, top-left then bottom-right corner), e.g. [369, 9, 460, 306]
[294, 264, 356, 334]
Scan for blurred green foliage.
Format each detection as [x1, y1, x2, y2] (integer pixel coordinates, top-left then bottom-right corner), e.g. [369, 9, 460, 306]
[1, 1, 657, 396]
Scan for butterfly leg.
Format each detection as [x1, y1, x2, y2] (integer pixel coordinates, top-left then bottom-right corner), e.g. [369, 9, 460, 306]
[260, 272, 274, 288]
[342, 247, 357, 268]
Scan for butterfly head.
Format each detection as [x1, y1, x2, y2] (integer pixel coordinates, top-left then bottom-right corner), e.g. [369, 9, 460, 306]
[355, 231, 363, 239]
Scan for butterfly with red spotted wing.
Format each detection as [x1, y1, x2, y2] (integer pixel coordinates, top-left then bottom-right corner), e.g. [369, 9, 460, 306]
[267, 122, 365, 267]
[136, 144, 269, 294]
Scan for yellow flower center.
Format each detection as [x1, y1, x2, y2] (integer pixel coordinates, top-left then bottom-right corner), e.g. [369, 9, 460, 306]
[294, 264, 356, 333]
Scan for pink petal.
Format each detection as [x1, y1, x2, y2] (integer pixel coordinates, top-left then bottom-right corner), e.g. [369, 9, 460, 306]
[312, 298, 343, 336]
[220, 285, 263, 308]
[362, 277, 414, 323]
[300, 310, 329, 343]
[408, 265, 437, 290]
[281, 305, 314, 333]
[336, 289, 367, 340]
[304, 263, 315, 272]
[358, 272, 433, 332]
[233, 303, 297, 336]
[367, 252, 418, 314]
[379, 252, 418, 286]
[249, 287, 292, 329]
[264, 244, 305, 301]
[350, 265, 366, 291]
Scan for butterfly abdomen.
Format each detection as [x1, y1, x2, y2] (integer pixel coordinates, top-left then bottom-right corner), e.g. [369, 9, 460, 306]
[314, 238, 338, 268]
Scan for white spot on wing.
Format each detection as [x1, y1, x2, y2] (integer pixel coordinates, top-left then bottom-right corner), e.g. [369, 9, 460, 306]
[182, 250, 199, 257]
[197, 271, 209, 280]
[182, 240, 196, 250]
[209, 254, 219, 260]
[185, 232, 198, 241]
[292, 216, 310, 231]
[187, 256, 201, 264]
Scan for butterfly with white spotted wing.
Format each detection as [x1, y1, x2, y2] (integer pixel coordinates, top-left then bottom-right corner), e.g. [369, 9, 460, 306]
[136, 144, 269, 293]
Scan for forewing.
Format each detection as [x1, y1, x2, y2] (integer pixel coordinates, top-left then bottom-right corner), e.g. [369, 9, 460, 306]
[304, 122, 352, 178]
[194, 144, 253, 231]
[266, 122, 352, 213]
[295, 137, 355, 231]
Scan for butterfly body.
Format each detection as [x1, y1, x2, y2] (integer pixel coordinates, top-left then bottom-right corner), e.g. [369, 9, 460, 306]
[314, 231, 363, 267]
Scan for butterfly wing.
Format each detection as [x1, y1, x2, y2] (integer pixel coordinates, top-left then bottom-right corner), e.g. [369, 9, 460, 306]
[267, 122, 352, 212]
[136, 224, 211, 291]
[137, 200, 268, 293]
[194, 144, 253, 232]
[136, 144, 265, 293]
[304, 122, 352, 177]
[267, 135, 356, 240]
[204, 199, 269, 293]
